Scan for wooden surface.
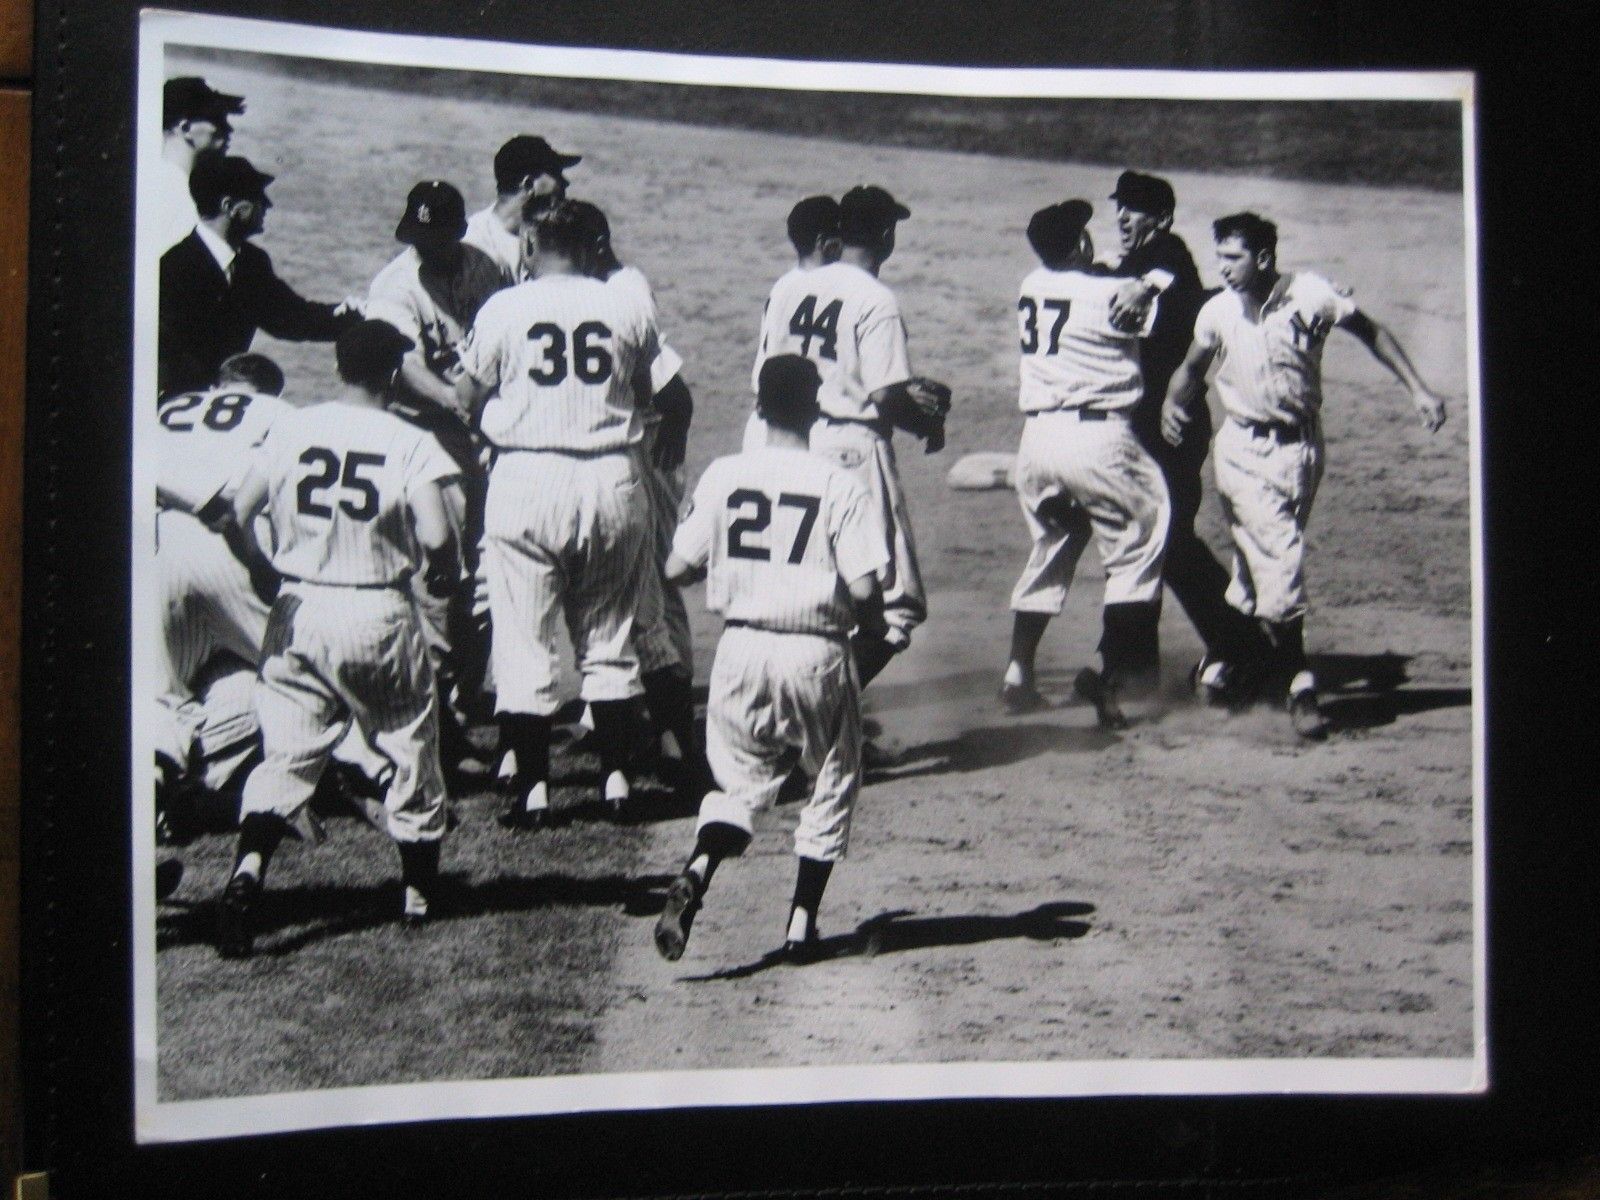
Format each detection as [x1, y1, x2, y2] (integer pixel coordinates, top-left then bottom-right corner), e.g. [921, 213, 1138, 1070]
[2, 0, 27, 1186]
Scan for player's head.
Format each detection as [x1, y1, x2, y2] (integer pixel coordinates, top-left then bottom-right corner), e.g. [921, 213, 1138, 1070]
[1026, 200, 1094, 271]
[1212, 211, 1278, 293]
[395, 179, 468, 266]
[787, 195, 841, 265]
[566, 199, 621, 278]
[189, 152, 274, 240]
[756, 354, 823, 434]
[163, 76, 244, 154]
[839, 185, 910, 266]
[496, 134, 580, 217]
[336, 319, 415, 395]
[525, 200, 595, 275]
[218, 353, 285, 397]
[1109, 170, 1175, 253]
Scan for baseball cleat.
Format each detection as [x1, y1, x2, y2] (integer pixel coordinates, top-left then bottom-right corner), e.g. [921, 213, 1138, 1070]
[155, 858, 185, 901]
[778, 930, 825, 965]
[1073, 668, 1129, 731]
[1288, 688, 1331, 740]
[654, 871, 702, 961]
[999, 680, 1050, 715]
[1191, 656, 1236, 708]
[497, 780, 551, 831]
[401, 884, 431, 926]
[216, 871, 261, 959]
[602, 769, 630, 820]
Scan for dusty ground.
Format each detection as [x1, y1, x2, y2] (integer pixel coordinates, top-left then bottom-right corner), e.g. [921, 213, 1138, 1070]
[153, 54, 1475, 1102]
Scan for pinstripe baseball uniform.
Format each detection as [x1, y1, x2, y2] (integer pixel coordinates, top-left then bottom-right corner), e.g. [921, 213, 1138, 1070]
[459, 271, 659, 716]
[751, 260, 925, 643]
[1193, 271, 1356, 623]
[1011, 266, 1171, 613]
[236, 402, 458, 844]
[673, 446, 887, 862]
[605, 263, 691, 676]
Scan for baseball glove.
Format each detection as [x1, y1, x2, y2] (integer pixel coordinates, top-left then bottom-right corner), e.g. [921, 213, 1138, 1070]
[882, 376, 952, 452]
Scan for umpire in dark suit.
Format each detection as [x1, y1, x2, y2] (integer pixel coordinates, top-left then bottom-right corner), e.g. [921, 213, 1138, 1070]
[158, 153, 357, 397]
[1110, 170, 1265, 686]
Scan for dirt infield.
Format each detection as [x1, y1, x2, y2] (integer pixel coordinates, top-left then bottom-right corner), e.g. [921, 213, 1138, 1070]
[154, 54, 1475, 1100]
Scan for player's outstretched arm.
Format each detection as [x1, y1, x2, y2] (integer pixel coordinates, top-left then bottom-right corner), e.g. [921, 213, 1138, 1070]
[454, 372, 493, 425]
[1161, 340, 1216, 446]
[1340, 310, 1447, 433]
[400, 353, 469, 419]
[227, 465, 279, 604]
[846, 571, 888, 643]
[411, 480, 461, 598]
[650, 376, 693, 472]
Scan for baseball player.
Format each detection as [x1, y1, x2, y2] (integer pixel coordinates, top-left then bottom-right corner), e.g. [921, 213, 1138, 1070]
[368, 179, 506, 774]
[156, 77, 244, 255]
[1107, 171, 1270, 702]
[215, 320, 461, 957]
[743, 194, 843, 451]
[653, 354, 888, 964]
[464, 135, 581, 284]
[999, 200, 1174, 729]
[455, 200, 662, 828]
[751, 184, 949, 688]
[1161, 211, 1447, 738]
[567, 199, 702, 785]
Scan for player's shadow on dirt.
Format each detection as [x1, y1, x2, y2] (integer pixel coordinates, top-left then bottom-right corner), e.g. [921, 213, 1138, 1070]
[1309, 652, 1471, 731]
[680, 901, 1093, 982]
[868, 723, 1116, 782]
[156, 871, 678, 956]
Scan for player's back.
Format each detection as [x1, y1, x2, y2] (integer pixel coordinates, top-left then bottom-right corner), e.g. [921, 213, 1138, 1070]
[157, 386, 292, 513]
[692, 446, 884, 636]
[464, 272, 657, 453]
[1017, 266, 1151, 413]
[260, 402, 459, 586]
[758, 262, 907, 421]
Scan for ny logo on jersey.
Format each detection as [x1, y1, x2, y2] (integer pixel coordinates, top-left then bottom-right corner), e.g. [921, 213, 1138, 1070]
[1288, 310, 1332, 351]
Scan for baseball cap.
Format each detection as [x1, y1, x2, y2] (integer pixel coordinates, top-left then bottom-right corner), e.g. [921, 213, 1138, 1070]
[395, 180, 468, 244]
[163, 76, 246, 129]
[336, 319, 415, 386]
[1026, 199, 1093, 263]
[786, 194, 840, 252]
[494, 135, 582, 191]
[756, 354, 823, 429]
[188, 153, 275, 208]
[841, 185, 911, 226]
[1109, 170, 1176, 216]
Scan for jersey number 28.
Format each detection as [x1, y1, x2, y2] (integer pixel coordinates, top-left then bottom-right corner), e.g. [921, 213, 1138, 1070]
[727, 488, 821, 563]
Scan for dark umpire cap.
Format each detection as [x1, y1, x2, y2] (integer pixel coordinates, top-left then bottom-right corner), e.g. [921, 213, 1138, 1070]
[1109, 170, 1176, 216]
[189, 153, 275, 206]
[841, 185, 911, 226]
[336, 319, 415, 384]
[1026, 199, 1093, 260]
[494, 135, 582, 191]
[163, 76, 245, 128]
[395, 180, 468, 243]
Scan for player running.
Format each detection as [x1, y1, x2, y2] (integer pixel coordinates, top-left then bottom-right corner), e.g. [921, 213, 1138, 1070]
[1161, 211, 1447, 738]
[654, 355, 888, 965]
[213, 321, 462, 957]
[999, 200, 1176, 729]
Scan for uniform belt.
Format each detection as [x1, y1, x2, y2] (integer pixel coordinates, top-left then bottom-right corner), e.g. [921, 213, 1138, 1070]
[724, 618, 848, 642]
[282, 574, 406, 592]
[1033, 406, 1115, 421]
[492, 443, 639, 459]
[1235, 417, 1306, 444]
[818, 413, 893, 439]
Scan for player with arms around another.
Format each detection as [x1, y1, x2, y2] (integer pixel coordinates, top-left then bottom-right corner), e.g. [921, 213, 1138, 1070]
[654, 355, 888, 964]
[1000, 200, 1174, 729]
[456, 200, 662, 828]
[464, 135, 582, 284]
[214, 321, 462, 957]
[751, 185, 949, 688]
[1161, 211, 1447, 738]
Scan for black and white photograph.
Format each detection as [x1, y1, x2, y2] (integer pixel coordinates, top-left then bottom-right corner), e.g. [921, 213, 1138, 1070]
[131, 10, 1482, 1142]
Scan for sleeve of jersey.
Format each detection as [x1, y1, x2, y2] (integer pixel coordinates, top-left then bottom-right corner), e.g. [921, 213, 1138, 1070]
[669, 468, 718, 570]
[1311, 275, 1359, 326]
[365, 277, 423, 343]
[405, 432, 467, 500]
[830, 478, 892, 586]
[1191, 296, 1223, 352]
[857, 299, 913, 396]
[456, 299, 504, 391]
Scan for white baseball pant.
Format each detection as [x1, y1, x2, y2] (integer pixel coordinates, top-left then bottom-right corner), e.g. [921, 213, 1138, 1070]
[697, 625, 862, 864]
[1009, 409, 1170, 613]
[1212, 416, 1325, 625]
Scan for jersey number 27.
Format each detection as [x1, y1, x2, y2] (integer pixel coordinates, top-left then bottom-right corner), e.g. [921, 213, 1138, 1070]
[727, 488, 820, 563]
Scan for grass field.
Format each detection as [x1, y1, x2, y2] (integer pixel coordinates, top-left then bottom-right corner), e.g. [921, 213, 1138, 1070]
[152, 49, 1476, 1110]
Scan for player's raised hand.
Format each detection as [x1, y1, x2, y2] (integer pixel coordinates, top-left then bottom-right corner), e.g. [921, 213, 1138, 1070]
[1108, 279, 1155, 333]
[1414, 388, 1447, 433]
[1160, 395, 1189, 446]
